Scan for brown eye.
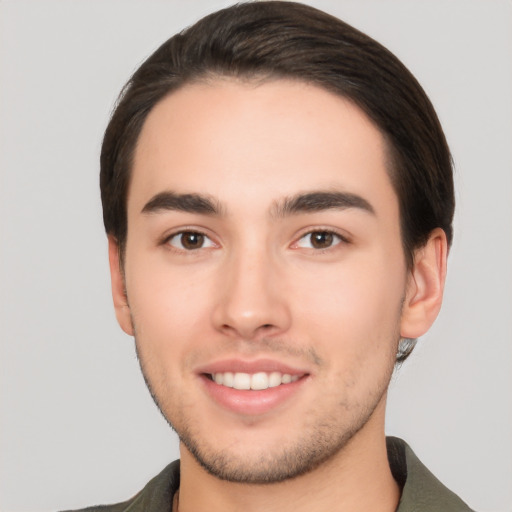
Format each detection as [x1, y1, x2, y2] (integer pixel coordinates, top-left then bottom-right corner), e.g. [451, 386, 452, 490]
[296, 230, 343, 250]
[310, 231, 334, 249]
[181, 232, 204, 249]
[168, 231, 214, 250]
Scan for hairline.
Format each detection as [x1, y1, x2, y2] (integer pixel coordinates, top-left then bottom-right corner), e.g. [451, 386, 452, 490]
[118, 72, 416, 268]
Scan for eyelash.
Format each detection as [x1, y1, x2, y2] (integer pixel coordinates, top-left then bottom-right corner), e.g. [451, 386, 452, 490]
[293, 229, 350, 252]
[162, 229, 216, 252]
[161, 228, 350, 253]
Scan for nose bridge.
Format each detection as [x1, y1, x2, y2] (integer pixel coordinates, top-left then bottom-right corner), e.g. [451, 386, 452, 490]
[212, 235, 290, 339]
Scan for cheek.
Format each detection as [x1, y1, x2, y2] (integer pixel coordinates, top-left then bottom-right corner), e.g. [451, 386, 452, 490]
[126, 264, 217, 403]
[125, 256, 214, 352]
[291, 253, 405, 357]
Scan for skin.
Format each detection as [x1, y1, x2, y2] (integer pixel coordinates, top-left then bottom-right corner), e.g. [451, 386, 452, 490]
[109, 79, 447, 512]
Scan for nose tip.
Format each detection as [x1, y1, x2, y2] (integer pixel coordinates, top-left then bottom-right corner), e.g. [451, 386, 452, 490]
[211, 257, 291, 340]
[218, 315, 282, 341]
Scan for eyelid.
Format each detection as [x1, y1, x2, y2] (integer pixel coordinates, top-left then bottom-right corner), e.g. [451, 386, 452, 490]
[291, 227, 351, 250]
[160, 227, 219, 251]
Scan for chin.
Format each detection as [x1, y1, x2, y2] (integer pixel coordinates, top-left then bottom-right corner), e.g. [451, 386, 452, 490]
[172, 402, 378, 485]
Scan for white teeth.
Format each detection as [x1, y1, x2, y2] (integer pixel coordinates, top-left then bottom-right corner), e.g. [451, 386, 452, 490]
[211, 371, 301, 390]
[233, 372, 251, 390]
[250, 372, 268, 390]
[268, 372, 282, 388]
[223, 372, 234, 387]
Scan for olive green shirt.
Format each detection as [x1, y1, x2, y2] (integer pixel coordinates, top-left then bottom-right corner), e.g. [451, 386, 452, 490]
[65, 437, 474, 511]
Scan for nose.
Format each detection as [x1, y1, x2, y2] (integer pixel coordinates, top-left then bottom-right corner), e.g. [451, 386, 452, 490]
[211, 247, 292, 340]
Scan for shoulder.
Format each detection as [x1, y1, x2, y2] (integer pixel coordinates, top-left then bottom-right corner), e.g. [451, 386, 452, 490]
[387, 437, 476, 512]
[61, 460, 180, 512]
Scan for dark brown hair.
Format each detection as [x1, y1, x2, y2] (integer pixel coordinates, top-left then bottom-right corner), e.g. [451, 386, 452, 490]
[101, 1, 454, 273]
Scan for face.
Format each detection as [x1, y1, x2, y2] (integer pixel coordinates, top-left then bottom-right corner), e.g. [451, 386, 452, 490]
[116, 79, 413, 483]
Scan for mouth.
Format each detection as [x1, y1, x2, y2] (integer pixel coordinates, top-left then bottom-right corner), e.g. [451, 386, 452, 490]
[197, 360, 311, 415]
[206, 371, 302, 390]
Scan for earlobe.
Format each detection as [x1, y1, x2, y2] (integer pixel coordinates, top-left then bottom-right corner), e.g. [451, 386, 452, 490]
[108, 236, 134, 336]
[400, 228, 448, 339]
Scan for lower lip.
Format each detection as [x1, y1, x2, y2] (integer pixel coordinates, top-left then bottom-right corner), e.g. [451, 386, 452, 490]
[200, 374, 309, 416]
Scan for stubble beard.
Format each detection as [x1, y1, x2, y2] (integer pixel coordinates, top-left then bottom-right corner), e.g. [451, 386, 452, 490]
[177, 390, 387, 484]
[135, 337, 395, 485]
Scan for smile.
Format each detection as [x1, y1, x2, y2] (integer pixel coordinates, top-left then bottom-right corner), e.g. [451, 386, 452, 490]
[210, 371, 301, 390]
[199, 363, 310, 415]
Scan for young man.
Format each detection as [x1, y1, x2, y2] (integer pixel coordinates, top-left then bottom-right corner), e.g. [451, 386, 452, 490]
[80, 2, 473, 510]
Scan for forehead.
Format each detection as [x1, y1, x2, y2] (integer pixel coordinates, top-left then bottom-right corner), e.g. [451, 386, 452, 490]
[129, 78, 397, 218]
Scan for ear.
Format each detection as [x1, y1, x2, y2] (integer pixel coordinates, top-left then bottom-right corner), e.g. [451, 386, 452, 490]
[400, 228, 448, 339]
[108, 236, 134, 336]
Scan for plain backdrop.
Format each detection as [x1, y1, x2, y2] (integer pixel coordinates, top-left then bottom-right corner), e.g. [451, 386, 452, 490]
[1, 1, 511, 511]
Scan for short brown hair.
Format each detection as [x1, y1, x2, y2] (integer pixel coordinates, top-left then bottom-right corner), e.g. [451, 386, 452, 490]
[101, 1, 454, 273]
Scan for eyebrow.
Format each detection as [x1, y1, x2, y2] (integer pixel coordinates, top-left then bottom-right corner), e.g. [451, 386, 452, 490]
[141, 192, 223, 216]
[141, 190, 375, 218]
[271, 191, 375, 218]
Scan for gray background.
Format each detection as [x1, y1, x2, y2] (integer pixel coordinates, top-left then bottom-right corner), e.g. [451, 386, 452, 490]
[1, 1, 511, 511]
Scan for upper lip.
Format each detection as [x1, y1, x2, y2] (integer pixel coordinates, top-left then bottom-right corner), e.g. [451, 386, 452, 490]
[196, 358, 310, 376]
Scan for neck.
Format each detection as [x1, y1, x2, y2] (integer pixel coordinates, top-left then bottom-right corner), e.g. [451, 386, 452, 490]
[177, 408, 400, 512]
